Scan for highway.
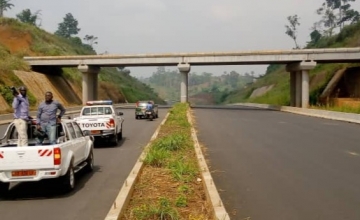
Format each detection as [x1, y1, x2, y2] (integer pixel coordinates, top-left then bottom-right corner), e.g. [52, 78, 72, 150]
[0, 108, 167, 220]
[193, 106, 360, 220]
[2, 105, 360, 220]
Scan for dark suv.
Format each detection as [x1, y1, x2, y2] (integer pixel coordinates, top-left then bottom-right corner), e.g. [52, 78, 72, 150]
[135, 101, 158, 119]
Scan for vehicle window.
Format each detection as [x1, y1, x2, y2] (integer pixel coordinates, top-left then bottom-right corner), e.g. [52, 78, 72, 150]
[82, 107, 112, 115]
[82, 108, 90, 116]
[98, 107, 104, 114]
[139, 102, 147, 107]
[66, 122, 76, 139]
[91, 107, 98, 115]
[105, 107, 112, 114]
[72, 122, 84, 137]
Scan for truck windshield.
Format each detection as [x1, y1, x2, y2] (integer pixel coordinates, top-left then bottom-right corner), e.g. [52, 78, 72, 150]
[82, 107, 113, 115]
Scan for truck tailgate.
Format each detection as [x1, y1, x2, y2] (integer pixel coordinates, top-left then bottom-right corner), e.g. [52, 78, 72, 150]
[0, 146, 55, 171]
[76, 117, 111, 130]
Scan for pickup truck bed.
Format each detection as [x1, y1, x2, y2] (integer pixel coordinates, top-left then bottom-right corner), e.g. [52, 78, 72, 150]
[0, 119, 94, 197]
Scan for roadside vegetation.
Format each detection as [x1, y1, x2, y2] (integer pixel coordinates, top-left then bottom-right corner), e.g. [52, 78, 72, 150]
[0, 5, 165, 113]
[139, 0, 360, 113]
[139, 67, 255, 105]
[224, 20, 360, 112]
[122, 103, 213, 220]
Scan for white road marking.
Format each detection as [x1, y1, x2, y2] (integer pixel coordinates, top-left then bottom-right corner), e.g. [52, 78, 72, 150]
[347, 151, 359, 156]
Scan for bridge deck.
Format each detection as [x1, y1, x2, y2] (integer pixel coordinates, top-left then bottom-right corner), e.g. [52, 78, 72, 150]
[24, 47, 360, 67]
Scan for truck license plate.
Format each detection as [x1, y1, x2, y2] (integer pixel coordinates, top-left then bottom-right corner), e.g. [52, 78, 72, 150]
[91, 130, 100, 134]
[12, 170, 36, 177]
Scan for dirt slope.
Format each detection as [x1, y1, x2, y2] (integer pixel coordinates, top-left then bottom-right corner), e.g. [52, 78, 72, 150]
[14, 70, 81, 107]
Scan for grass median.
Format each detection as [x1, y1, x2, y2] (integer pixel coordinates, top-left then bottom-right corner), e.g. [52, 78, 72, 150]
[121, 103, 214, 220]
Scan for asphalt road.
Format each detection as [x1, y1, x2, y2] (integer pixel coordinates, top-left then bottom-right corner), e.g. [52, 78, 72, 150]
[193, 106, 360, 220]
[0, 108, 167, 220]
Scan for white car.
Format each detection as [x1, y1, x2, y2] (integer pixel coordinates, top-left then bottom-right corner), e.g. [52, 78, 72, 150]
[74, 100, 124, 146]
[0, 119, 94, 196]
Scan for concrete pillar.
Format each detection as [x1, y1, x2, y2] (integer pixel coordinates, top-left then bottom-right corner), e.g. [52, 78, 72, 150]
[177, 63, 191, 103]
[78, 64, 101, 104]
[302, 70, 309, 108]
[296, 71, 302, 107]
[286, 61, 317, 108]
[93, 72, 98, 100]
[290, 71, 296, 107]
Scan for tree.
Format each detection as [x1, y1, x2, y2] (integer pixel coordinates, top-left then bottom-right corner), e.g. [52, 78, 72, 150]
[0, 0, 14, 17]
[285, 14, 301, 49]
[307, 22, 323, 47]
[317, 3, 339, 36]
[16, 9, 42, 26]
[317, 0, 359, 32]
[83, 35, 98, 46]
[55, 13, 80, 38]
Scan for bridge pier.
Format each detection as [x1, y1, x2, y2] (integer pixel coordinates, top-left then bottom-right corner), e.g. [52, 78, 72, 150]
[177, 63, 191, 103]
[286, 61, 316, 108]
[78, 64, 101, 104]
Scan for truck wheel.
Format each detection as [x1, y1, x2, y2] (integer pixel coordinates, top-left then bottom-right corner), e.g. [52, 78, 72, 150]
[0, 182, 9, 198]
[61, 164, 75, 192]
[111, 133, 119, 146]
[84, 150, 94, 172]
[118, 131, 123, 140]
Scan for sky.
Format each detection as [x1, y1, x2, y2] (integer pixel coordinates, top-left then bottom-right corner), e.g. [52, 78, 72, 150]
[5, 0, 360, 78]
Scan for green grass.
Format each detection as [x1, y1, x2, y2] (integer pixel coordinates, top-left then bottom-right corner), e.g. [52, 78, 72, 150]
[131, 197, 180, 220]
[223, 21, 360, 114]
[311, 105, 360, 114]
[126, 103, 210, 219]
[0, 17, 165, 108]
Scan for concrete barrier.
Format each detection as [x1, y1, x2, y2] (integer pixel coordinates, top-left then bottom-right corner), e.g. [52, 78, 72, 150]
[187, 111, 230, 220]
[104, 112, 170, 220]
[231, 103, 360, 124]
[104, 106, 229, 220]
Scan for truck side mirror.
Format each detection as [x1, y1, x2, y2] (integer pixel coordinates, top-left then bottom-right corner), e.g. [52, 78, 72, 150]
[118, 112, 123, 116]
[83, 130, 90, 136]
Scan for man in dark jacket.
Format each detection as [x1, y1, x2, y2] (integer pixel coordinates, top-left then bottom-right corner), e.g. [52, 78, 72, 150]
[36, 91, 66, 145]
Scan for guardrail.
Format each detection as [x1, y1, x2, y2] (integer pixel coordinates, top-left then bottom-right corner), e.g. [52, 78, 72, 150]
[228, 103, 360, 124]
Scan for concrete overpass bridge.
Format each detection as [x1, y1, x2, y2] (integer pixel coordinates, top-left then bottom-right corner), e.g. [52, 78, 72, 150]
[23, 47, 360, 107]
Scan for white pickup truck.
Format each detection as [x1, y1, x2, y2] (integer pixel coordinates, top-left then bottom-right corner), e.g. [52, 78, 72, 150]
[74, 100, 124, 146]
[0, 119, 94, 197]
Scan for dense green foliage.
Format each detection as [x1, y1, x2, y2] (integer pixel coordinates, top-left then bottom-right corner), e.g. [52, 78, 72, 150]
[225, 20, 360, 107]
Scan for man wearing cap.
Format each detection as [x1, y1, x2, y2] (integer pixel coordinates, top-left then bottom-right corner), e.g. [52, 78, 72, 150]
[36, 91, 66, 145]
[12, 86, 31, 147]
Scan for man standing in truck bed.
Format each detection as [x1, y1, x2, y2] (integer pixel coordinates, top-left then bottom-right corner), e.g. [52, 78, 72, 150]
[36, 91, 66, 145]
[12, 86, 31, 147]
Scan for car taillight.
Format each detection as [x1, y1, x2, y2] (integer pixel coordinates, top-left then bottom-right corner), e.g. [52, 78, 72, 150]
[54, 147, 61, 165]
[109, 118, 115, 127]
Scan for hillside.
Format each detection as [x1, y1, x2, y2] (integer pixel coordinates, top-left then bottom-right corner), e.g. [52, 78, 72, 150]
[224, 21, 360, 112]
[140, 68, 254, 105]
[0, 18, 164, 113]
